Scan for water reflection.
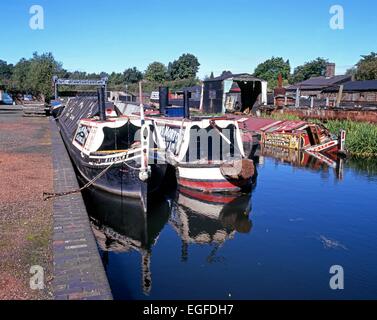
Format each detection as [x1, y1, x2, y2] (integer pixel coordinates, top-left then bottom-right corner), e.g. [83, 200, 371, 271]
[83, 181, 254, 296]
[82, 188, 171, 295]
[257, 146, 345, 180]
[82, 152, 377, 299]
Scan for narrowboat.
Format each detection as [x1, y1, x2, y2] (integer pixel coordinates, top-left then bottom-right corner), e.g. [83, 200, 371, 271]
[55, 92, 167, 211]
[150, 115, 256, 194]
[115, 95, 257, 195]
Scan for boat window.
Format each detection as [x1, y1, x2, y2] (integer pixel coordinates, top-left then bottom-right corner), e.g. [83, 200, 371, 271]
[98, 122, 140, 151]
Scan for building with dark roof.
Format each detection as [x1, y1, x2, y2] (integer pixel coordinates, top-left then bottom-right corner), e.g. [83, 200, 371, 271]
[286, 75, 352, 97]
[322, 80, 377, 107]
[286, 63, 352, 98]
[201, 72, 268, 113]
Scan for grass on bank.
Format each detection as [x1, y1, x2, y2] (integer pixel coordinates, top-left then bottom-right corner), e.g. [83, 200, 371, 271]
[262, 113, 377, 157]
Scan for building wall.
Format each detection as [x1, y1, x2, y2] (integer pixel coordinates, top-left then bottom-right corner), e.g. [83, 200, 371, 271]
[323, 91, 377, 103]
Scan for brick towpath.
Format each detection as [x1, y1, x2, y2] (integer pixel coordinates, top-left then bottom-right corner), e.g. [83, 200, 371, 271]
[50, 119, 112, 300]
[0, 110, 53, 299]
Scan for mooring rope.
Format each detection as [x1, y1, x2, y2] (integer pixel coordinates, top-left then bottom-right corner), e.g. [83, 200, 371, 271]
[43, 161, 116, 201]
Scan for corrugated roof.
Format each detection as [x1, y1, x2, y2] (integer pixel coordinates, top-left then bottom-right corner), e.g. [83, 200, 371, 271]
[323, 80, 377, 92]
[287, 75, 351, 90]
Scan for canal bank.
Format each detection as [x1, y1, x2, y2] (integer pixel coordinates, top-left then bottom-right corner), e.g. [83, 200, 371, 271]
[50, 119, 112, 300]
[0, 110, 53, 299]
[0, 110, 112, 300]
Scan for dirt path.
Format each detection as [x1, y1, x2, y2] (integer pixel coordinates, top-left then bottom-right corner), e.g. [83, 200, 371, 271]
[0, 110, 53, 300]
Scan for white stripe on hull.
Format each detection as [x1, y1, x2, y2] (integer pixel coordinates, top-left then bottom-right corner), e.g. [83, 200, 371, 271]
[178, 166, 224, 181]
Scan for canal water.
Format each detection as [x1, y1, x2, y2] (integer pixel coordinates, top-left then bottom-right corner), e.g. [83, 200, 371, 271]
[82, 152, 377, 300]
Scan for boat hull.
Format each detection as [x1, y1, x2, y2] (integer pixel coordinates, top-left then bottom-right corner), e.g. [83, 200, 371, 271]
[176, 163, 253, 193]
[58, 125, 167, 200]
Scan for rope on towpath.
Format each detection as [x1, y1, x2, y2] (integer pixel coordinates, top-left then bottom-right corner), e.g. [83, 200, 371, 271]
[43, 162, 116, 201]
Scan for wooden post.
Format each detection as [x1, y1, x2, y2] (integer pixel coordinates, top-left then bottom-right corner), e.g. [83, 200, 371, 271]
[336, 85, 344, 108]
[310, 96, 314, 109]
[199, 83, 204, 112]
[295, 88, 300, 108]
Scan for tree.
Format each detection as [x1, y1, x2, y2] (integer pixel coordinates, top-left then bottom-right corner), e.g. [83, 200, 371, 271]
[108, 72, 125, 88]
[11, 58, 32, 92]
[123, 67, 143, 84]
[253, 57, 291, 89]
[10, 52, 62, 100]
[0, 60, 13, 87]
[210, 72, 214, 79]
[144, 62, 167, 82]
[291, 58, 328, 84]
[346, 67, 357, 78]
[27, 52, 63, 100]
[169, 54, 200, 80]
[99, 71, 109, 79]
[354, 52, 377, 80]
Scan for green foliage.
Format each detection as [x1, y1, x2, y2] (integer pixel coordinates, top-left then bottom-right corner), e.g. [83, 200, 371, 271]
[346, 67, 357, 77]
[354, 52, 377, 80]
[0, 60, 13, 88]
[10, 58, 31, 92]
[10, 52, 62, 100]
[168, 53, 200, 80]
[127, 78, 200, 95]
[108, 72, 125, 89]
[123, 67, 143, 84]
[28, 52, 63, 99]
[324, 120, 377, 157]
[291, 58, 328, 84]
[145, 62, 167, 82]
[253, 57, 291, 89]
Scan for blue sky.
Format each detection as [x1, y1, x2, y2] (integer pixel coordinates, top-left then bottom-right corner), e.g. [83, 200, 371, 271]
[1, 0, 376, 78]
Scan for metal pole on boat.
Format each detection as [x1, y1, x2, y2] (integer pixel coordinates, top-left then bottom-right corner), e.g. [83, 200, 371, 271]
[183, 89, 190, 119]
[159, 86, 169, 115]
[53, 75, 58, 100]
[97, 86, 107, 121]
[139, 81, 145, 125]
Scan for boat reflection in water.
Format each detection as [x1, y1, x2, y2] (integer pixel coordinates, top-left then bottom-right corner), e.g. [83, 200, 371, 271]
[257, 145, 345, 180]
[82, 187, 171, 296]
[83, 175, 255, 296]
[170, 188, 253, 262]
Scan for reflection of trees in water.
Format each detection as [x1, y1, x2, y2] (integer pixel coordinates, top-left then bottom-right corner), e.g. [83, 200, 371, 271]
[346, 157, 377, 179]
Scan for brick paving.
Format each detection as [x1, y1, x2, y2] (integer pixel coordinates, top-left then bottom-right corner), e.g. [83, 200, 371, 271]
[50, 119, 112, 300]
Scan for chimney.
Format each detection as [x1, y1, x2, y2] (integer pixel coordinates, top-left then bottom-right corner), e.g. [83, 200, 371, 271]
[326, 63, 335, 78]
